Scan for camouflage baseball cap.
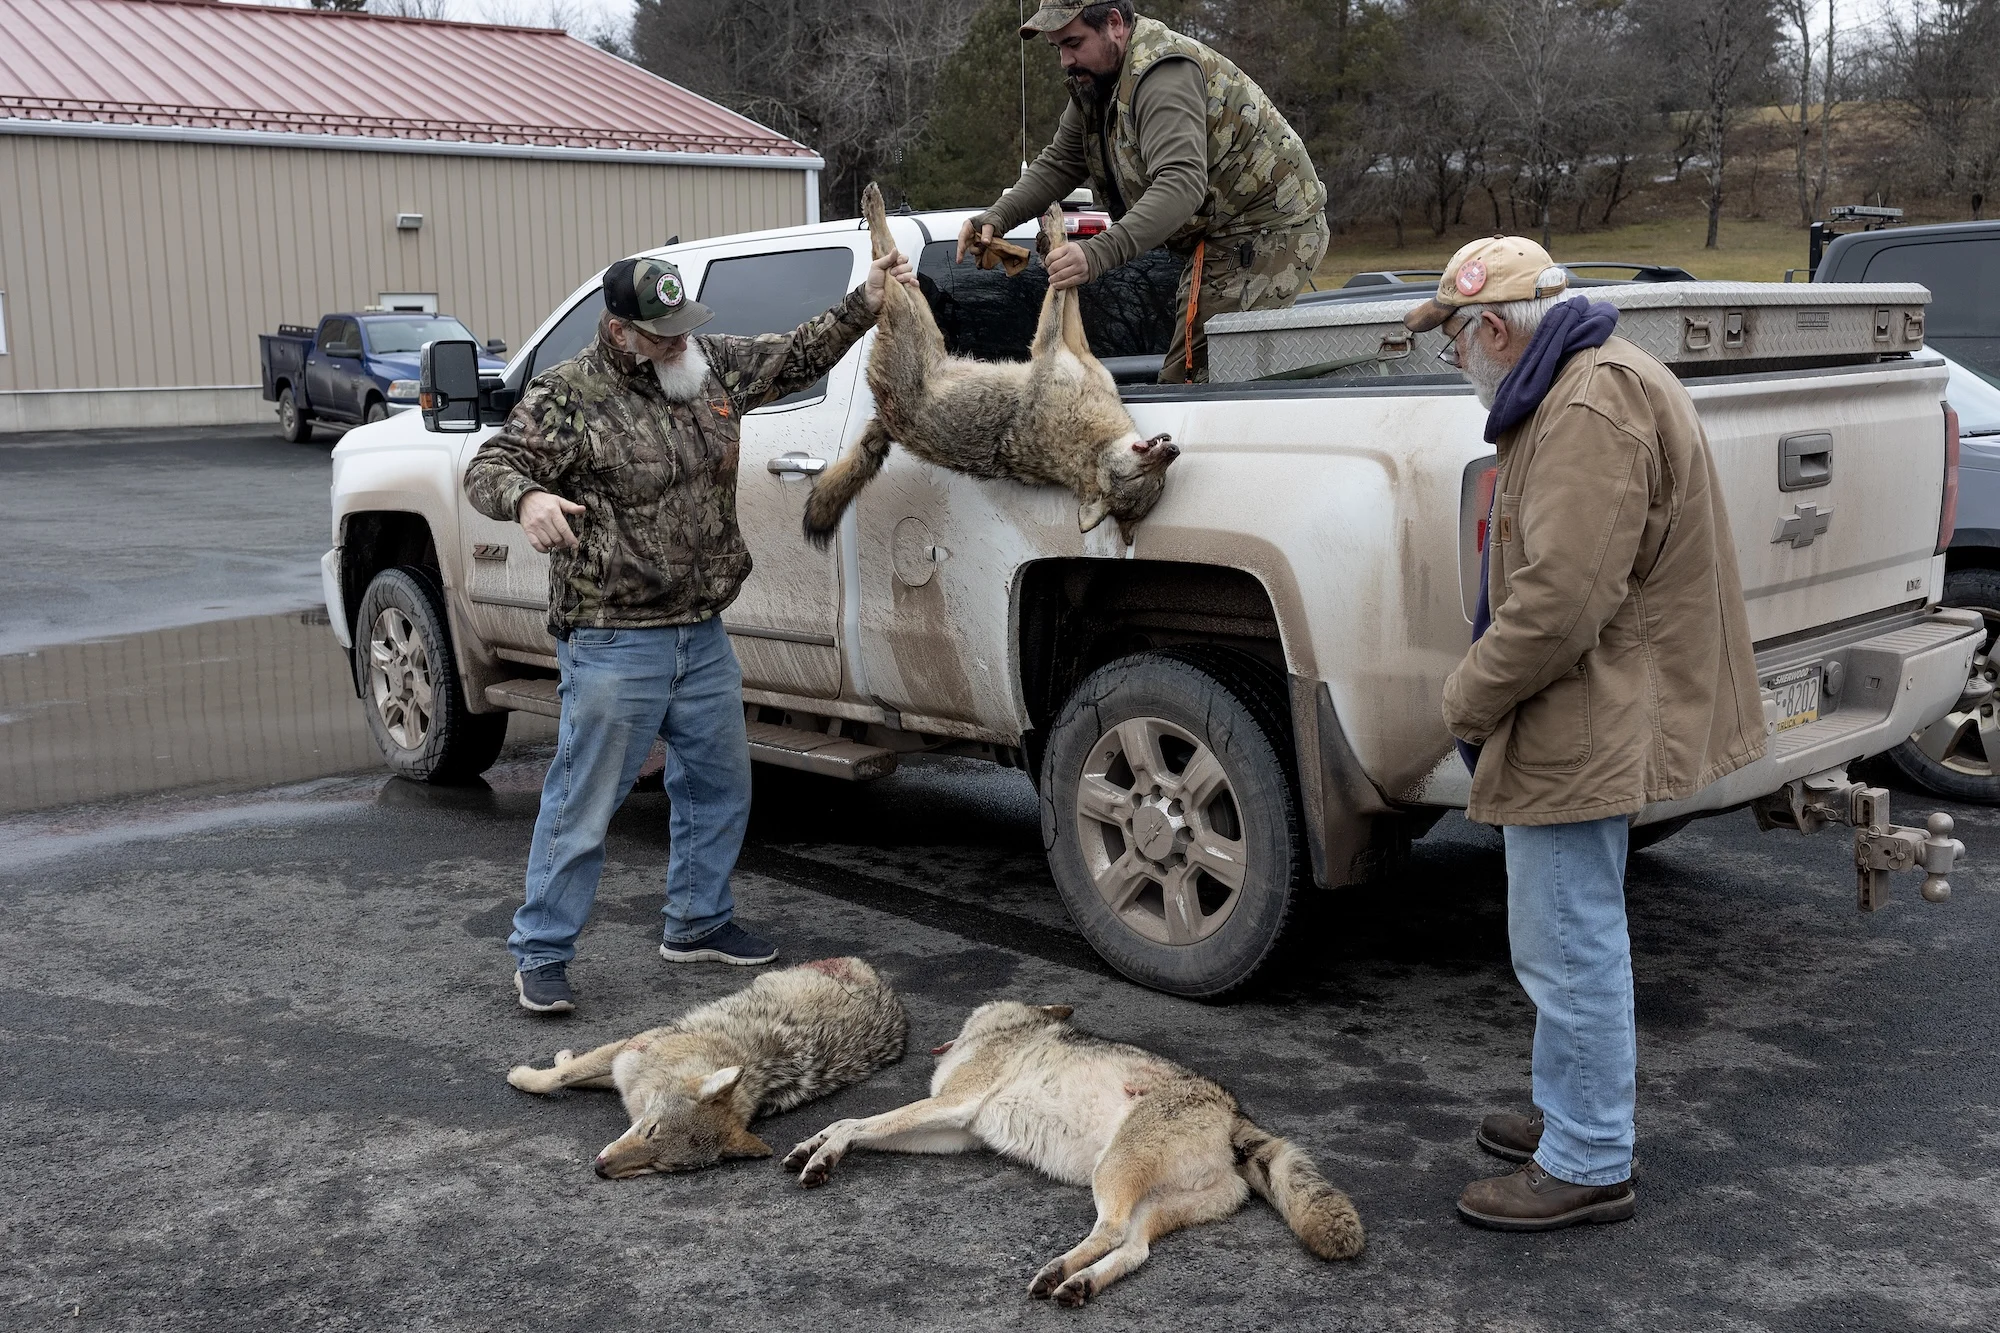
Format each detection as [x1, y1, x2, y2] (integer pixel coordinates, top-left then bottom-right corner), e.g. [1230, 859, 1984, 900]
[1019, 3, 1091, 37]
[603, 255, 714, 338]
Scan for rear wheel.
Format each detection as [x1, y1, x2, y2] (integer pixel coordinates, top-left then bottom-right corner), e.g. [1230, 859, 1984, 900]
[277, 387, 314, 443]
[1886, 566, 2000, 803]
[1041, 645, 1305, 999]
[355, 566, 507, 783]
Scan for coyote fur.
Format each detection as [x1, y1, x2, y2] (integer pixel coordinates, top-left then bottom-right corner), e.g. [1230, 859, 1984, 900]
[507, 957, 906, 1178]
[784, 1000, 1363, 1305]
[801, 182, 1179, 548]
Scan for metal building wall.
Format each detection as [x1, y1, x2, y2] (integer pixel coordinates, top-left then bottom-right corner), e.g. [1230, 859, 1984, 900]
[0, 133, 811, 429]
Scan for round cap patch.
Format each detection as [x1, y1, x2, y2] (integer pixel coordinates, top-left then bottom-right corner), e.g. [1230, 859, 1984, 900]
[1455, 259, 1487, 297]
[655, 271, 684, 308]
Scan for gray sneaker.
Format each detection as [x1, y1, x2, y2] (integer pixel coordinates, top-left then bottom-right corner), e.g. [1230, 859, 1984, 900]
[659, 921, 778, 966]
[515, 962, 576, 1013]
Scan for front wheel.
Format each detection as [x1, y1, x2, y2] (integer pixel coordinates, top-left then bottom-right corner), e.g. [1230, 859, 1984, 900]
[363, 397, 389, 425]
[1885, 566, 2000, 803]
[1041, 646, 1306, 999]
[354, 566, 507, 782]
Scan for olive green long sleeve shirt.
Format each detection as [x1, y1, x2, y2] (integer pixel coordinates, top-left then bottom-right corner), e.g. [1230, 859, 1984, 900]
[972, 59, 1209, 278]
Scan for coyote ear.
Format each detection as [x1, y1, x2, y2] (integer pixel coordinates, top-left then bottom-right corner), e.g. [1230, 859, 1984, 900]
[722, 1124, 773, 1159]
[1078, 496, 1112, 533]
[697, 1066, 744, 1102]
[1040, 1005, 1074, 1020]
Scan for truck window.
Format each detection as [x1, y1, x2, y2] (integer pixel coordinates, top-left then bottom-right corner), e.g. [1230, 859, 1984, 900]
[698, 247, 855, 405]
[364, 316, 476, 354]
[1864, 240, 2000, 379]
[524, 289, 606, 383]
[915, 242, 1182, 362]
[318, 317, 359, 352]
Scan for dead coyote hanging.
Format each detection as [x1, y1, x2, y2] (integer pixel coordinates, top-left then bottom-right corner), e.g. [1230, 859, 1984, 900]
[801, 182, 1179, 547]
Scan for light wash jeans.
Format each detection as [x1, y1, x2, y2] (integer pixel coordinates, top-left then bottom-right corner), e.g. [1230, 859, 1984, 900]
[508, 617, 752, 971]
[1502, 814, 1636, 1186]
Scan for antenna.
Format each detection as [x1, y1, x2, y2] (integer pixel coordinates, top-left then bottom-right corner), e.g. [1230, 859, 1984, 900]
[1019, 0, 1030, 174]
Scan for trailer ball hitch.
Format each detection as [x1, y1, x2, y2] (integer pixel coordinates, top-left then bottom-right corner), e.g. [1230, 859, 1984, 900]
[1752, 769, 1965, 910]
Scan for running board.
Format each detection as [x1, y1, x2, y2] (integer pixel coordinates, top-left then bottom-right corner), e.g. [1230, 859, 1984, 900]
[746, 721, 898, 780]
[482, 679, 897, 780]
[486, 678, 560, 717]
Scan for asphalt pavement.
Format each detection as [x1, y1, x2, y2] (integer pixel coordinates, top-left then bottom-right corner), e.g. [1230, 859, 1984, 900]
[1, 428, 1996, 1331]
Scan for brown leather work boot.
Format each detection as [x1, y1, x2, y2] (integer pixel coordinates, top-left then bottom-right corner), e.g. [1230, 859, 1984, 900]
[1457, 1161, 1635, 1232]
[1475, 1109, 1543, 1163]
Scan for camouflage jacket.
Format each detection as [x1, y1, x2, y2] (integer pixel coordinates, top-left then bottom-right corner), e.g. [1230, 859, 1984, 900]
[1079, 18, 1325, 255]
[464, 287, 874, 634]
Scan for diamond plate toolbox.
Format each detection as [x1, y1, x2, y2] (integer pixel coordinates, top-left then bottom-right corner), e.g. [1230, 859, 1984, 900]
[1204, 282, 1932, 383]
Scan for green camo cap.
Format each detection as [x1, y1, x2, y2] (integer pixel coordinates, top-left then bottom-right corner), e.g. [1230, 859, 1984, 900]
[603, 255, 714, 338]
[1019, 3, 1091, 38]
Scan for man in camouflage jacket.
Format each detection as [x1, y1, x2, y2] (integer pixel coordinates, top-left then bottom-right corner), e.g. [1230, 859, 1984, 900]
[959, 0, 1328, 383]
[466, 247, 913, 1012]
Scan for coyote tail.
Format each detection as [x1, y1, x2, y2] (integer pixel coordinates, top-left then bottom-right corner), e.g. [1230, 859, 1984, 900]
[802, 416, 892, 549]
[1231, 1117, 1365, 1261]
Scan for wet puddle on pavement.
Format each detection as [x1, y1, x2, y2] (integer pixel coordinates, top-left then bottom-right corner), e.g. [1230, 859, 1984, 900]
[0, 609, 553, 817]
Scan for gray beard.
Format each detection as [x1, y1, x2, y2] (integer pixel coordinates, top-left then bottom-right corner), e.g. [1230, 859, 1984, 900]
[1460, 334, 1510, 409]
[647, 340, 711, 402]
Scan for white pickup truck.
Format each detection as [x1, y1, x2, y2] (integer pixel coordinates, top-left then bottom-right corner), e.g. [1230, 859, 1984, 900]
[324, 207, 1978, 997]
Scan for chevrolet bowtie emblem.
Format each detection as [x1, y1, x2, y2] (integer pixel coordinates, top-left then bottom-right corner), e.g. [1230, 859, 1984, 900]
[1772, 501, 1834, 549]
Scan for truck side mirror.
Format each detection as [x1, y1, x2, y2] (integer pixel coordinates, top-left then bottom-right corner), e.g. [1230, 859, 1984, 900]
[485, 338, 508, 356]
[420, 339, 483, 433]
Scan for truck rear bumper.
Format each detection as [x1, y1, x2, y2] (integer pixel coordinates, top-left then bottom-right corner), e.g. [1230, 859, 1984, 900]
[1643, 605, 1983, 823]
[1402, 606, 1983, 817]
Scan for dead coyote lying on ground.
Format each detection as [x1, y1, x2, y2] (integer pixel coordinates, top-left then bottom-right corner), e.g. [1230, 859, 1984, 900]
[784, 1000, 1363, 1305]
[508, 958, 905, 1177]
[801, 181, 1179, 548]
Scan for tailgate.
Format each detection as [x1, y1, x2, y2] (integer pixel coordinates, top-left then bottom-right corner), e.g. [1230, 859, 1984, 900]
[1690, 360, 1948, 641]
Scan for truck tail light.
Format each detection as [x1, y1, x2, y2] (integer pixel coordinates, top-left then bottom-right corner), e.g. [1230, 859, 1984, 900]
[1473, 465, 1499, 551]
[1940, 403, 1960, 555]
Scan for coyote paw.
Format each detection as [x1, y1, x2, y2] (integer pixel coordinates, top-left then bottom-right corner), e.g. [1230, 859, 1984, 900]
[1052, 1275, 1093, 1308]
[505, 1065, 549, 1093]
[796, 1148, 842, 1188]
[553, 1049, 574, 1064]
[780, 1135, 825, 1173]
[1028, 1260, 1069, 1300]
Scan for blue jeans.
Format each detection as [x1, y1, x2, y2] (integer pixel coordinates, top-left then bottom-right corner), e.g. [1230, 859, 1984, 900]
[508, 617, 752, 971]
[1502, 815, 1636, 1186]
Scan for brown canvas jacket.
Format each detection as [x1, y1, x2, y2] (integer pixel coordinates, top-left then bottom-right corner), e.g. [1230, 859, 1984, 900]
[465, 287, 873, 635]
[1441, 336, 1768, 825]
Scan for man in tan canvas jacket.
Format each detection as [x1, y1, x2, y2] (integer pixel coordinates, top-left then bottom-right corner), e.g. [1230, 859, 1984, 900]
[1409, 236, 1767, 1231]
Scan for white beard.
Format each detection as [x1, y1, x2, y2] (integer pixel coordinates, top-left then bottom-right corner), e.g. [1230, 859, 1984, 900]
[624, 334, 710, 402]
[1460, 333, 1509, 409]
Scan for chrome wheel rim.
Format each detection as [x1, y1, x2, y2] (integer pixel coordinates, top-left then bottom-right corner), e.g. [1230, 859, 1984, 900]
[1909, 603, 2000, 778]
[368, 607, 435, 751]
[1076, 716, 1246, 946]
[279, 395, 297, 433]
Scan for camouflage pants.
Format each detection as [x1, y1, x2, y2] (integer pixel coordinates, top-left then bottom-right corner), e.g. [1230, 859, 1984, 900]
[1160, 213, 1330, 384]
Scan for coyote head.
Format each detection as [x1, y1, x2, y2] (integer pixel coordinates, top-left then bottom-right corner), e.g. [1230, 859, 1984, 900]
[1080, 433, 1180, 543]
[930, 1000, 1075, 1057]
[593, 1066, 773, 1178]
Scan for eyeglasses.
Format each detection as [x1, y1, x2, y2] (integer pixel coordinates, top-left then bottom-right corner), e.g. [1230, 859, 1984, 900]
[1436, 309, 1475, 367]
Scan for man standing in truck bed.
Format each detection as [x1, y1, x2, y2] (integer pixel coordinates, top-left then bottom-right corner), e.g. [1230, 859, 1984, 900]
[465, 248, 914, 1014]
[958, 0, 1328, 383]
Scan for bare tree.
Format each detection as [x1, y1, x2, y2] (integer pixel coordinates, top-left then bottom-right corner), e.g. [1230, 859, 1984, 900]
[1879, 0, 2000, 213]
[1637, 0, 1779, 249]
[631, 0, 980, 219]
[1777, 0, 1845, 226]
[369, 0, 454, 18]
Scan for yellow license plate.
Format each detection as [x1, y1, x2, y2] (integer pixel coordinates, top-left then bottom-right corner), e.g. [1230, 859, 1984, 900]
[1766, 665, 1821, 733]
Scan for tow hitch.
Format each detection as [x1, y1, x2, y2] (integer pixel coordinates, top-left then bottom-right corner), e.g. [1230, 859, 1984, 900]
[1753, 769, 1966, 909]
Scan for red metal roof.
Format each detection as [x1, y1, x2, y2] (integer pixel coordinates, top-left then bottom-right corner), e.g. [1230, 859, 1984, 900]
[0, 0, 815, 158]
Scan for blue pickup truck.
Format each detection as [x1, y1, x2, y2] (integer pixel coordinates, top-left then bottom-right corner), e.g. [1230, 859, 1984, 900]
[259, 312, 506, 442]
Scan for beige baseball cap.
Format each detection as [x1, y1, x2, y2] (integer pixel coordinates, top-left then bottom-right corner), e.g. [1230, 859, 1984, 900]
[1019, 3, 1090, 37]
[1403, 236, 1569, 332]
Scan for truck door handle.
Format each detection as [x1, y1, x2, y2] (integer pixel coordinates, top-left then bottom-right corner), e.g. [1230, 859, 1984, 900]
[767, 453, 828, 476]
[1779, 431, 1833, 492]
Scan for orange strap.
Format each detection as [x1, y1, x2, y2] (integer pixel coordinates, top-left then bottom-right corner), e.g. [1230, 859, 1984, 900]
[1184, 240, 1206, 373]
